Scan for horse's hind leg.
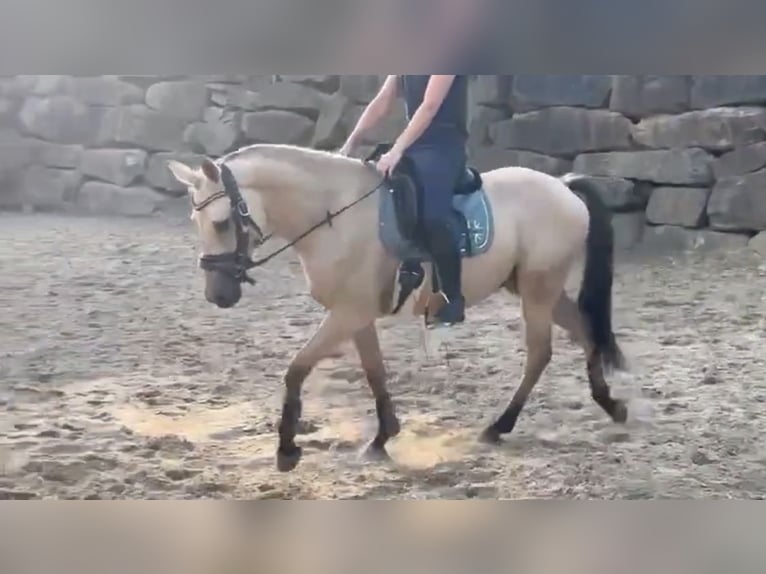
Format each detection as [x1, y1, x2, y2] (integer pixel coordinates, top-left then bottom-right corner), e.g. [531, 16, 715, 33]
[553, 294, 627, 423]
[353, 322, 400, 458]
[277, 310, 369, 472]
[481, 270, 558, 444]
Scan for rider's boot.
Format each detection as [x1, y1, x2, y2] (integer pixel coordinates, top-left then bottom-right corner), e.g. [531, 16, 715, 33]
[424, 220, 465, 327]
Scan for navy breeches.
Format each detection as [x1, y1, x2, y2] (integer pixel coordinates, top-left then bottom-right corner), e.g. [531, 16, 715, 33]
[405, 143, 466, 226]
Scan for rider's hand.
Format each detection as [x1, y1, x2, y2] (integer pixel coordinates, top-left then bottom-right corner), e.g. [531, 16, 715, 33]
[338, 140, 355, 156]
[375, 146, 403, 177]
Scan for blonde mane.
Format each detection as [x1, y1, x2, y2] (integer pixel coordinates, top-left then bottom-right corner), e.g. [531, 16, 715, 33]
[217, 143, 378, 202]
[206, 143, 384, 248]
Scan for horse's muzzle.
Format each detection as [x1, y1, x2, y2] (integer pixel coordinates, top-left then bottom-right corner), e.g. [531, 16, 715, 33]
[203, 267, 243, 309]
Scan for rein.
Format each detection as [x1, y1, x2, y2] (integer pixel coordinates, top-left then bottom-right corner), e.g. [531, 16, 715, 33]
[192, 160, 385, 285]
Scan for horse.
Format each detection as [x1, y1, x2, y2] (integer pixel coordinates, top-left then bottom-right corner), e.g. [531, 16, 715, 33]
[167, 142, 628, 473]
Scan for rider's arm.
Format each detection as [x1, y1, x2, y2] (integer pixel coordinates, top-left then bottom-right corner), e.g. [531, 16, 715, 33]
[342, 75, 399, 150]
[391, 75, 455, 154]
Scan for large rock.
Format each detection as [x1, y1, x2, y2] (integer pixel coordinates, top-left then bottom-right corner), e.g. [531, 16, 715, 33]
[116, 75, 177, 89]
[0, 184, 23, 209]
[645, 187, 710, 228]
[609, 75, 690, 119]
[691, 76, 766, 109]
[34, 141, 83, 169]
[640, 225, 748, 254]
[206, 81, 269, 106]
[708, 169, 766, 232]
[244, 76, 275, 91]
[714, 142, 766, 179]
[240, 82, 325, 119]
[468, 106, 508, 150]
[0, 130, 38, 176]
[511, 75, 612, 112]
[80, 149, 147, 186]
[311, 93, 352, 149]
[29, 75, 74, 96]
[348, 104, 408, 145]
[339, 75, 382, 104]
[631, 107, 766, 152]
[77, 181, 168, 217]
[208, 84, 254, 109]
[146, 152, 205, 194]
[471, 76, 512, 107]
[489, 107, 632, 158]
[70, 76, 144, 106]
[0, 97, 17, 125]
[201, 75, 272, 90]
[184, 107, 240, 156]
[612, 212, 646, 251]
[469, 147, 571, 175]
[20, 167, 81, 210]
[19, 96, 103, 144]
[577, 176, 652, 211]
[0, 76, 36, 98]
[31, 75, 145, 105]
[203, 74, 271, 89]
[241, 110, 315, 145]
[198, 74, 250, 85]
[278, 75, 339, 93]
[145, 80, 209, 122]
[98, 105, 188, 152]
[573, 149, 714, 186]
[749, 232, 766, 256]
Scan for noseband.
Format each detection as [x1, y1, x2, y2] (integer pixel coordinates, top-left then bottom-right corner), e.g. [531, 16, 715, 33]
[190, 163, 269, 285]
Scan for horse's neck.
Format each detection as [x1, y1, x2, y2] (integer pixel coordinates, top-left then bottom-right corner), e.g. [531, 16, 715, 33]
[231, 148, 372, 247]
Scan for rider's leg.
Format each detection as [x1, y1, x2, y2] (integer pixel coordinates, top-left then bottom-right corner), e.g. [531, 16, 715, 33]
[406, 144, 466, 326]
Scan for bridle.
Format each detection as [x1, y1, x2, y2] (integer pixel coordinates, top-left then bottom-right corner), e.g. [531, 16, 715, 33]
[190, 163, 270, 285]
[190, 160, 385, 286]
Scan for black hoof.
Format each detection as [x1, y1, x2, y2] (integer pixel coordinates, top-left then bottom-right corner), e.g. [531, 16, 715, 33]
[479, 426, 502, 445]
[612, 400, 628, 424]
[363, 441, 391, 462]
[376, 395, 401, 440]
[276, 445, 303, 472]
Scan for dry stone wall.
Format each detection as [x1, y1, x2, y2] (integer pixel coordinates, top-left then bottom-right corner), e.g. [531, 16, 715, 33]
[468, 75, 766, 255]
[1, 74, 766, 255]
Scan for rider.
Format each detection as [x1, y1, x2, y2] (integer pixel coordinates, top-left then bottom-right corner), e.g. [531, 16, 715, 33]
[339, 75, 469, 327]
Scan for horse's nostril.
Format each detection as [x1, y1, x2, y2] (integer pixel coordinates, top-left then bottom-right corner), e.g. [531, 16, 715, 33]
[214, 292, 237, 308]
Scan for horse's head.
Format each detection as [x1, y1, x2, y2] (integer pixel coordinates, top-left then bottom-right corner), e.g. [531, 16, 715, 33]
[168, 157, 268, 309]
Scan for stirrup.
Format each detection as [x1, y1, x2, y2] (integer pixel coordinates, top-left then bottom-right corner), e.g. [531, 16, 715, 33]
[426, 292, 465, 328]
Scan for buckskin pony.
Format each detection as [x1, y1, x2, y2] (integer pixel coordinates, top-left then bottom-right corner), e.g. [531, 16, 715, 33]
[167, 142, 627, 473]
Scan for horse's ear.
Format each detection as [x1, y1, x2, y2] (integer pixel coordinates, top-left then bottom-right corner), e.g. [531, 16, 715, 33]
[200, 158, 220, 183]
[167, 160, 198, 188]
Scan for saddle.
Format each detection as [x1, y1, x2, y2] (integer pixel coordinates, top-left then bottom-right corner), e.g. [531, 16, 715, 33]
[367, 143, 494, 315]
[365, 143, 483, 248]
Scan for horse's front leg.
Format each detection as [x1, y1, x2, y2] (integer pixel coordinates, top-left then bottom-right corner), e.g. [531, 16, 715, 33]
[353, 322, 400, 458]
[277, 310, 368, 472]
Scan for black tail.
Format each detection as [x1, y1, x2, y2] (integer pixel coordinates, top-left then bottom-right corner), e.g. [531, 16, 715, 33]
[560, 174, 626, 371]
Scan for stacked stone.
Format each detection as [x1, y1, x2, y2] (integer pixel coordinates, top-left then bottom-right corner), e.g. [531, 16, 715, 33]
[1, 74, 766, 256]
[0, 74, 382, 217]
[469, 75, 766, 254]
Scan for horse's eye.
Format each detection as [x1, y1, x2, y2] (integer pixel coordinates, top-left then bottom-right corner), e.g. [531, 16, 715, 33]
[213, 218, 231, 233]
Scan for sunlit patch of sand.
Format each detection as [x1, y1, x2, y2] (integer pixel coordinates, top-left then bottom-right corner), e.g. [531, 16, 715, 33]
[387, 415, 477, 470]
[313, 414, 367, 445]
[114, 403, 255, 443]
